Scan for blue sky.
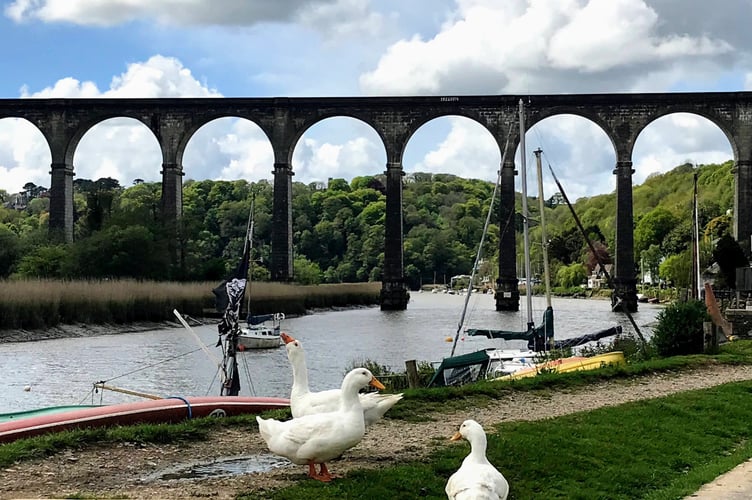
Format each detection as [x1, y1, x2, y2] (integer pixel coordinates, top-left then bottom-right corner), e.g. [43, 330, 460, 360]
[0, 0, 750, 200]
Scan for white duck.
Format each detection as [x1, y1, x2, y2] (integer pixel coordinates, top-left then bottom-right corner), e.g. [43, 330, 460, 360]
[445, 419, 509, 500]
[256, 367, 384, 481]
[280, 333, 403, 426]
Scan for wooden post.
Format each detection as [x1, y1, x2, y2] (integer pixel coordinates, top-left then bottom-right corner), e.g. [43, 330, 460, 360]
[703, 322, 718, 353]
[405, 360, 420, 389]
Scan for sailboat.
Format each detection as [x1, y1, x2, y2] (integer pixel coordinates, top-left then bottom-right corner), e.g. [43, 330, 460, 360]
[466, 143, 622, 354]
[236, 197, 284, 350]
[428, 100, 622, 387]
[211, 196, 284, 395]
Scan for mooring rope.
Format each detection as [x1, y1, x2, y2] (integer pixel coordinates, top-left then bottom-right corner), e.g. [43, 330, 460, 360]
[104, 347, 205, 383]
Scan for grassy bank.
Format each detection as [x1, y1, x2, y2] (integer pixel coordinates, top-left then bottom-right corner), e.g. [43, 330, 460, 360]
[0, 279, 381, 330]
[4, 343, 752, 499]
[243, 381, 752, 500]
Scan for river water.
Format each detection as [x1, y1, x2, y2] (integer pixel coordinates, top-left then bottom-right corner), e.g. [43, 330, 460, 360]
[0, 293, 662, 414]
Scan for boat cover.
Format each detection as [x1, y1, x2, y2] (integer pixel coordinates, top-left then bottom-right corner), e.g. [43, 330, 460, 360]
[551, 325, 622, 349]
[428, 349, 490, 387]
[247, 313, 275, 325]
[466, 307, 555, 351]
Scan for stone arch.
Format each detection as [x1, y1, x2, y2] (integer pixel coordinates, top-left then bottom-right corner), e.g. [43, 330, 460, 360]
[178, 114, 273, 167]
[402, 114, 502, 180]
[290, 115, 387, 181]
[181, 116, 274, 181]
[0, 117, 52, 192]
[632, 108, 738, 163]
[527, 106, 619, 160]
[72, 117, 162, 185]
[65, 113, 156, 166]
[518, 113, 617, 199]
[401, 111, 505, 165]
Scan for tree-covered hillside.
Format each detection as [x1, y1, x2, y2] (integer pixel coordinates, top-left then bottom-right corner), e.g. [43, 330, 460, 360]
[0, 160, 740, 289]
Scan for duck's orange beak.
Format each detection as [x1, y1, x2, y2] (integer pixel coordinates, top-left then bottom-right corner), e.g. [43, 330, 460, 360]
[281, 332, 296, 344]
[369, 376, 386, 390]
[450, 431, 462, 441]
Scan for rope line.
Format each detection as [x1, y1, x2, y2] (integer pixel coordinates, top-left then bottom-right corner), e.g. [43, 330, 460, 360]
[167, 396, 193, 419]
[103, 347, 204, 383]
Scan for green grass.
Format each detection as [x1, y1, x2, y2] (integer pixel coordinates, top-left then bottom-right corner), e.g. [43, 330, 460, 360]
[239, 381, 752, 500]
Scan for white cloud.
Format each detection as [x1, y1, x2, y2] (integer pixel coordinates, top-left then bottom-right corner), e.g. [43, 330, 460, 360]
[73, 118, 163, 186]
[548, 0, 729, 72]
[4, 0, 381, 40]
[360, 0, 734, 95]
[522, 115, 615, 201]
[292, 134, 385, 184]
[297, 0, 384, 40]
[406, 117, 501, 180]
[23, 55, 220, 98]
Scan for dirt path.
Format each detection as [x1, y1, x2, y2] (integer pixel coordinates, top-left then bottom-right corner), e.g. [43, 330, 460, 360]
[3, 364, 752, 499]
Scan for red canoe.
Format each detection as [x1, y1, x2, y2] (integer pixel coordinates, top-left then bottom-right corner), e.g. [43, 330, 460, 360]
[0, 396, 289, 443]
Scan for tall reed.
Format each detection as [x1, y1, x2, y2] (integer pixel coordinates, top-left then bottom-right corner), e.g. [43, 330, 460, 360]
[0, 279, 381, 330]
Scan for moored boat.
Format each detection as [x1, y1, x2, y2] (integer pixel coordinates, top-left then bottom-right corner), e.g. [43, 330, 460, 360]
[238, 313, 285, 350]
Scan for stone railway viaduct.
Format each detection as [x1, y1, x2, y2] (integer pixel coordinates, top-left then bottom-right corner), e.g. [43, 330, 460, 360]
[2, 92, 752, 312]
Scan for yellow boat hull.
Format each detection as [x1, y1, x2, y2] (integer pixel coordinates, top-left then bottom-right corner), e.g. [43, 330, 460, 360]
[506, 351, 626, 380]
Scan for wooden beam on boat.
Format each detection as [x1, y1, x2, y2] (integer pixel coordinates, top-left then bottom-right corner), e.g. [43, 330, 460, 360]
[94, 383, 162, 400]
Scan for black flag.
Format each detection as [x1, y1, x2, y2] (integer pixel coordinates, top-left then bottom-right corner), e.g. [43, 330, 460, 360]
[212, 240, 250, 336]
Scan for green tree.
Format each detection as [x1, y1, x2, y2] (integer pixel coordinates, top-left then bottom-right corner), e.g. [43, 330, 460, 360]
[0, 224, 21, 277]
[640, 244, 662, 285]
[659, 250, 692, 288]
[70, 225, 169, 279]
[556, 262, 587, 288]
[15, 245, 72, 278]
[327, 178, 351, 192]
[634, 207, 678, 255]
[293, 256, 322, 285]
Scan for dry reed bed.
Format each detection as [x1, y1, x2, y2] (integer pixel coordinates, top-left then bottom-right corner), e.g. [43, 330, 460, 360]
[0, 280, 382, 330]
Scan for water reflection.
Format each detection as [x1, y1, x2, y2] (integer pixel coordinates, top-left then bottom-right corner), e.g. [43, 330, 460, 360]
[0, 293, 660, 413]
[143, 454, 292, 481]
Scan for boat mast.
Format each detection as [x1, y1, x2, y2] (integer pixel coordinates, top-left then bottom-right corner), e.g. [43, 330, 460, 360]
[245, 195, 255, 315]
[221, 196, 254, 398]
[519, 99, 534, 331]
[692, 170, 701, 300]
[449, 127, 513, 357]
[534, 148, 552, 309]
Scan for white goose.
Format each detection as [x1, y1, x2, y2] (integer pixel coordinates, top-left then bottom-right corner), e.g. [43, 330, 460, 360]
[256, 367, 384, 481]
[446, 419, 509, 500]
[280, 333, 403, 426]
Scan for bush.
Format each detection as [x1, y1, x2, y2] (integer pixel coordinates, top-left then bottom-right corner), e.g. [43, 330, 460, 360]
[651, 300, 709, 357]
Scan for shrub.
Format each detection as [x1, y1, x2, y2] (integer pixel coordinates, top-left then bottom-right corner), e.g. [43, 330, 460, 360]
[651, 300, 709, 357]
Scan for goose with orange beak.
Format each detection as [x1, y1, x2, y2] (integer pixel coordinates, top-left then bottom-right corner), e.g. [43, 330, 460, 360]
[446, 419, 509, 499]
[257, 367, 384, 481]
[280, 332, 402, 426]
